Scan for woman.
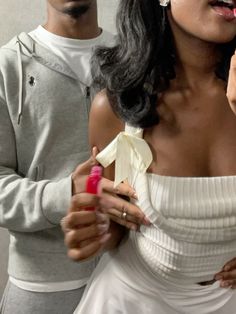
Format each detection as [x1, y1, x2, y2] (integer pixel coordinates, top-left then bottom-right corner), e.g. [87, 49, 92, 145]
[68, 0, 236, 312]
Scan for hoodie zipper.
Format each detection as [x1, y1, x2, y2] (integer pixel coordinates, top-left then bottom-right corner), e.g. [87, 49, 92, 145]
[84, 86, 91, 118]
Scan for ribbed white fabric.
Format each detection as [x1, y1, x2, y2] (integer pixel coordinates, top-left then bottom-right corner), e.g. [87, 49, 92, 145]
[75, 125, 236, 313]
[132, 171, 236, 284]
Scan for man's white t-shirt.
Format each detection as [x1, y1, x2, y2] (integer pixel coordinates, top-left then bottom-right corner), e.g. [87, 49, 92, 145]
[9, 26, 115, 293]
[29, 25, 115, 86]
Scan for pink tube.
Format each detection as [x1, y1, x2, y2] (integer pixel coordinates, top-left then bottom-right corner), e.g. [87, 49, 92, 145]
[85, 165, 102, 211]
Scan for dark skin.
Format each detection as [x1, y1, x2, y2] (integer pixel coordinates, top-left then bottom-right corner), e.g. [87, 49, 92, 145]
[45, 0, 147, 257]
[45, 0, 100, 39]
[146, 8, 236, 178]
[63, 150, 146, 261]
[64, 0, 236, 288]
[146, 72, 236, 178]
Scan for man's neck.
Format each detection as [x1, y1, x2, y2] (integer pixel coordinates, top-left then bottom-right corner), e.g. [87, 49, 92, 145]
[44, 3, 100, 40]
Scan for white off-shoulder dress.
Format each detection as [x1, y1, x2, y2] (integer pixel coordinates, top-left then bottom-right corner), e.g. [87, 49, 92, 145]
[74, 126, 236, 314]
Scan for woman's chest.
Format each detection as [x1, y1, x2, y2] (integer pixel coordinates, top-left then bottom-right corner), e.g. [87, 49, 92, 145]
[146, 99, 236, 177]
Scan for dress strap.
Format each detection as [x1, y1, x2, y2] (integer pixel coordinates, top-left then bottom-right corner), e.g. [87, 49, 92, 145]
[96, 124, 153, 187]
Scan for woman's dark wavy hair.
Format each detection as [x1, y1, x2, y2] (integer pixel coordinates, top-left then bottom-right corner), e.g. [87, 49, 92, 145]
[91, 0, 236, 128]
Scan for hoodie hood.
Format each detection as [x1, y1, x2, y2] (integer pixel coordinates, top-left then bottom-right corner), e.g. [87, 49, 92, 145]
[2, 32, 79, 124]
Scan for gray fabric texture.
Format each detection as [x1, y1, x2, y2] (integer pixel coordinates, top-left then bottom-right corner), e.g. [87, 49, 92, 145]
[0, 281, 85, 314]
[0, 32, 101, 283]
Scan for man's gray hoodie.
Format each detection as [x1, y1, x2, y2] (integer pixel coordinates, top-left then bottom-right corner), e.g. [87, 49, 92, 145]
[0, 32, 97, 282]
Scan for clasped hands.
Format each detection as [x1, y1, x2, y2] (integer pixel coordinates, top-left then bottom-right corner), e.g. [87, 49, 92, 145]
[62, 151, 150, 261]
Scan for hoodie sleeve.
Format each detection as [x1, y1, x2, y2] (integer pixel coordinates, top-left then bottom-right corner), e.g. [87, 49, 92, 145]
[0, 98, 72, 232]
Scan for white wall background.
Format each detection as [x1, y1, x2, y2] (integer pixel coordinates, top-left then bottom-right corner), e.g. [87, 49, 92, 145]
[0, 0, 118, 297]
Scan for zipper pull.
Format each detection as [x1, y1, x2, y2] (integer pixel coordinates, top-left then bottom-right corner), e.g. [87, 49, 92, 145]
[85, 86, 90, 98]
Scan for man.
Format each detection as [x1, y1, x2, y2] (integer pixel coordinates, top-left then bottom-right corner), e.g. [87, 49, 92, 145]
[0, 1, 115, 313]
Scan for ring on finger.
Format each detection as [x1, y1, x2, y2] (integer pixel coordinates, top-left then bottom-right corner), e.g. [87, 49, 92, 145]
[121, 207, 128, 220]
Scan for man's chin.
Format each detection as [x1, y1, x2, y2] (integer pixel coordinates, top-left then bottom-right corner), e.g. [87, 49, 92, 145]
[63, 5, 90, 18]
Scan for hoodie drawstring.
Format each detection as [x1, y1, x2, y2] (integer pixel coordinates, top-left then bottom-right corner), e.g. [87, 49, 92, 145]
[16, 39, 23, 124]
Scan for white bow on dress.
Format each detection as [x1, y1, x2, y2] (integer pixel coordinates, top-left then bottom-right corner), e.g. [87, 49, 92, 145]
[96, 125, 153, 187]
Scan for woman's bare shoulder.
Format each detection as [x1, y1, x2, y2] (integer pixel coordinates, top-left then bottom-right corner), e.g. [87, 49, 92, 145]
[89, 90, 124, 151]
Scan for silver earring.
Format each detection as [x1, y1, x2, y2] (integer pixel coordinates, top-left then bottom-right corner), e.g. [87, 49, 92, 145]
[159, 0, 170, 7]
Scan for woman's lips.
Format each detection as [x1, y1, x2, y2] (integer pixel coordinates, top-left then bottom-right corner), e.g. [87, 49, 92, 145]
[212, 5, 236, 21]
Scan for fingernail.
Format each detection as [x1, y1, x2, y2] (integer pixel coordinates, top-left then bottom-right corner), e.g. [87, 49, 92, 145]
[97, 224, 109, 235]
[130, 225, 138, 231]
[143, 217, 151, 225]
[221, 281, 230, 288]
[224, 265, 230, 271]
[132, 193, 138, 200]
[96, 212, 105, 223]
[99, 233, 111, 244]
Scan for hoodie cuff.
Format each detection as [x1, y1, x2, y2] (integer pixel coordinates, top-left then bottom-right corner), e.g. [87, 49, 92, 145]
[41, 175, 72, 225]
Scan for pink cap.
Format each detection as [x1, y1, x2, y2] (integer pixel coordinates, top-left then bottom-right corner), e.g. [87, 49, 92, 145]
[90, 165, 102, 177]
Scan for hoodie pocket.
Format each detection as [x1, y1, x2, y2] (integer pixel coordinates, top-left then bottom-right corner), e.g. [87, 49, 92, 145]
[27, 151, 89, 181]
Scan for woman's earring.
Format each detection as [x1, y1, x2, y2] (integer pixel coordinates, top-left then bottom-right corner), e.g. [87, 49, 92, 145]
[159, 0, 170, 7]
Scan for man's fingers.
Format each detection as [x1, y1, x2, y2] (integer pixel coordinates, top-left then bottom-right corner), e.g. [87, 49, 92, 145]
[74, 153, 98, 176]
[72, 148, 100, 194]
[67, 241, 101, 261]
[78, 146, 99, 174]
[64, 222, 109, 248]
[70, 193, 99, 212]
[62, 212, 96, 231]
[92, 146, 99, 159]
[61, 210, 108, 231]
[67, 233, 111, 261]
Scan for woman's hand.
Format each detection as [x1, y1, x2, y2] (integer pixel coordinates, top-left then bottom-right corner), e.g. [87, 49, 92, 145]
[215, 257, 236, 289]
[72, 147, 149, 231]
[99, 178, 150, 231]
[226, 51, 236, 115]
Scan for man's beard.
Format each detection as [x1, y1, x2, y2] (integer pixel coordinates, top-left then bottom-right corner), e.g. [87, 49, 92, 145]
[63, 5, 90, 19]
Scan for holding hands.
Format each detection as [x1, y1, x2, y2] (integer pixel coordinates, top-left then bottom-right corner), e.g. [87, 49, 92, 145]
[62, 151, 149, 261]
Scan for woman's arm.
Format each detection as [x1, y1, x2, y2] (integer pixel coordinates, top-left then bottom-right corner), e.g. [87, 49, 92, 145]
[64, 91, 149, 261]
[89, 90, 124, 172]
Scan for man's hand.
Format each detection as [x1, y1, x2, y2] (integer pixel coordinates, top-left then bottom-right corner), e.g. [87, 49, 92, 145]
[71, 147, 98, 195]
[71, 147, 150, 230]
[62, 194, 111, 261]
[63, 148, 151, 261]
